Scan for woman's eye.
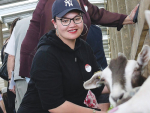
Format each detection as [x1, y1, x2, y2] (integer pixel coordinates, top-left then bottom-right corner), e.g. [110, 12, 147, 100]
[62, 19, 69, 23]
[75, 17, 80, 20]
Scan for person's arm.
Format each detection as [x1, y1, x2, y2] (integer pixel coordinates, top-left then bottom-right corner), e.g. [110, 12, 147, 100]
[49, 101, 105, 113]
[0, 100, 6, 113]
[122, 4, 139, 25]
[19, 0, 55, 78]
[4, 29, 16, 94]
[7, 55, 16, 94]
[83, 0, 138, 31]
[7, 55, 15, 80]
[102, 86, 110, 94]
[82, 0, 127, 31]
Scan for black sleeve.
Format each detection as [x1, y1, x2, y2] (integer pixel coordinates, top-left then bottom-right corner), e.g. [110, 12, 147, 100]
[30, 48, 65, 110]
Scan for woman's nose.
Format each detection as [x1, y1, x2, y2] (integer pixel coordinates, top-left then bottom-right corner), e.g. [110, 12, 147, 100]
[69, 20, 76, 27]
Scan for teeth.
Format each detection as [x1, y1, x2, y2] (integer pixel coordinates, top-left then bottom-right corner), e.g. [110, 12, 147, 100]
[69, 30, 76, 32]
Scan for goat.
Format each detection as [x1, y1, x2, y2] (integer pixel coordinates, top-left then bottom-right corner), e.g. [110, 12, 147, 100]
[108, 76, 150, 113]
[83, 45, 150, 107]
[107, 9, 150, 113]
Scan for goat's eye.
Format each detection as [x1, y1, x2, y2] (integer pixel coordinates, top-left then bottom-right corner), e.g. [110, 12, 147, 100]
[134, 67, 139, 71]
[134, 67, 140, 71]
[101, 78, 105, 81]
[134, 68, 137, 71]
[96, 76, 101, 80]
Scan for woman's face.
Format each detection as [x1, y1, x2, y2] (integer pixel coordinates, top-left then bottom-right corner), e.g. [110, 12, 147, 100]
[52, 11, 83, 42]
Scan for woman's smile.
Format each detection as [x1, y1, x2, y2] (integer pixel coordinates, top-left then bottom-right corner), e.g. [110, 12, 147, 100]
[68, 29, 78, 33]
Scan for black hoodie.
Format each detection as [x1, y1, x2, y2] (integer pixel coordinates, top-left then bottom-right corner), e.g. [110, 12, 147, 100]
[18, 30, 104, 113]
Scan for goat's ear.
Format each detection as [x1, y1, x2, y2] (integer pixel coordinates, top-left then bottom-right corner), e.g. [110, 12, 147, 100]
[145, 10, 150, 28]
[137, 45, 150, 67]
[83, 71, 104, 90]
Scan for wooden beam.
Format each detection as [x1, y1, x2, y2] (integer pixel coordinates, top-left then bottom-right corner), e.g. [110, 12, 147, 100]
[112, 0, 123, 54]
[143, 32, 150, 78]
[130, 0, 150, 60]
[108, 0, 117, 59]
[0, 23, 3, 50]
[116, 0, 131, 59]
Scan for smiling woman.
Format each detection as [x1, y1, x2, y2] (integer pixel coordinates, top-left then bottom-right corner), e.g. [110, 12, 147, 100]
[51, 12, 84, 49]
[17, 0, 105, 113]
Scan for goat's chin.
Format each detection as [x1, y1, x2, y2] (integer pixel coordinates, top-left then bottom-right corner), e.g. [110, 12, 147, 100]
[109, 97, 117, 107]
[116, 97, 131, 106]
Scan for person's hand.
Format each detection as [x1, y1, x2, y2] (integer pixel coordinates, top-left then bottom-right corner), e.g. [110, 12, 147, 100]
[123, 4, 139, 25]
[128, 4, 139, 23]
[9, 81, 16, 94]
[9, 86, 16, 94]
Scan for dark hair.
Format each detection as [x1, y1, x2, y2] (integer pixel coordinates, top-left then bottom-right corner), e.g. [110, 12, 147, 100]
[10, 17, 21, 34]
[4, 17, 21, 44]
[54, 17, 56, 22]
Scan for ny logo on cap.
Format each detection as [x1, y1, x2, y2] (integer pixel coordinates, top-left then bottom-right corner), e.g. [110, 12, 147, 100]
[64, 0, 73, 7]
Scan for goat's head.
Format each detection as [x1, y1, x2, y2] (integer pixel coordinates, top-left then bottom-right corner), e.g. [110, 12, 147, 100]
[84, 45, 150, 107]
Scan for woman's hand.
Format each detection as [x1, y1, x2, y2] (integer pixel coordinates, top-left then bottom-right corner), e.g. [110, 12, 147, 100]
[123, 4, 139, 25]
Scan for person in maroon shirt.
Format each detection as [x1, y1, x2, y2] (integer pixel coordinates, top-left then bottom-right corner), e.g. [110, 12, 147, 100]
[19, 0, 138, 111]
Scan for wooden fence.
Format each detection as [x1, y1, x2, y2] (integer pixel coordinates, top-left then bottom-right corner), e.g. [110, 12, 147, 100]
[107, 0, 150, 77]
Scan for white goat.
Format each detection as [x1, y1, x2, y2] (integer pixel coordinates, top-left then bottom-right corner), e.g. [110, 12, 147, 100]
[108, 76, 150, 113]
[84, 10, 150, 112]
[107, 10, 150, 113]
[84, 45, 150, 107]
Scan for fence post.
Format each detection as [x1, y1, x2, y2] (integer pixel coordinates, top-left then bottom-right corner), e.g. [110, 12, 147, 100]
[112, 0, 123, 54]
[116, 0, 131, 59]
[108, 0, 116, 59]
[0, 23, 3, 50]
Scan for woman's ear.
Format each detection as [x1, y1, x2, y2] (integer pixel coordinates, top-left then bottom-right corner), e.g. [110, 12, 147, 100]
[51, 19, 57, 29]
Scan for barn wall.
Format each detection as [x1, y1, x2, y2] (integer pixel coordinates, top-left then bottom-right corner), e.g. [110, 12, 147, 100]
[107, 0, 150, 77]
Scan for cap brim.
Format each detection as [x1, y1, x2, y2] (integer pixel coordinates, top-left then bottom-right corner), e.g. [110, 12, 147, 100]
[56, 8, 85, 18]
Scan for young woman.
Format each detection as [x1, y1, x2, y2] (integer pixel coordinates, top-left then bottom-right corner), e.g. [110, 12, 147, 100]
[17, 0, 106, 113]
[19, 0, 138, 110]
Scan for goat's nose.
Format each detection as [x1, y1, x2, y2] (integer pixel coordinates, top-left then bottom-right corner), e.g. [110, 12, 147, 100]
[119, 93, 124, 100]
[111, 93, 124, 102]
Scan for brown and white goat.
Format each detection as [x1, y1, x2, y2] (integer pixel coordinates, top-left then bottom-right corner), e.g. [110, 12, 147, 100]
[108, 76, 150, 113]
[83, 45, 150, 107]
[107, 9, 150, 113]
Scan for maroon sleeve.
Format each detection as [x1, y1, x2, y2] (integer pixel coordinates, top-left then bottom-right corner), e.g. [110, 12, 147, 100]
[19, 0, 55, 78]
[83, 0, 127, 31]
